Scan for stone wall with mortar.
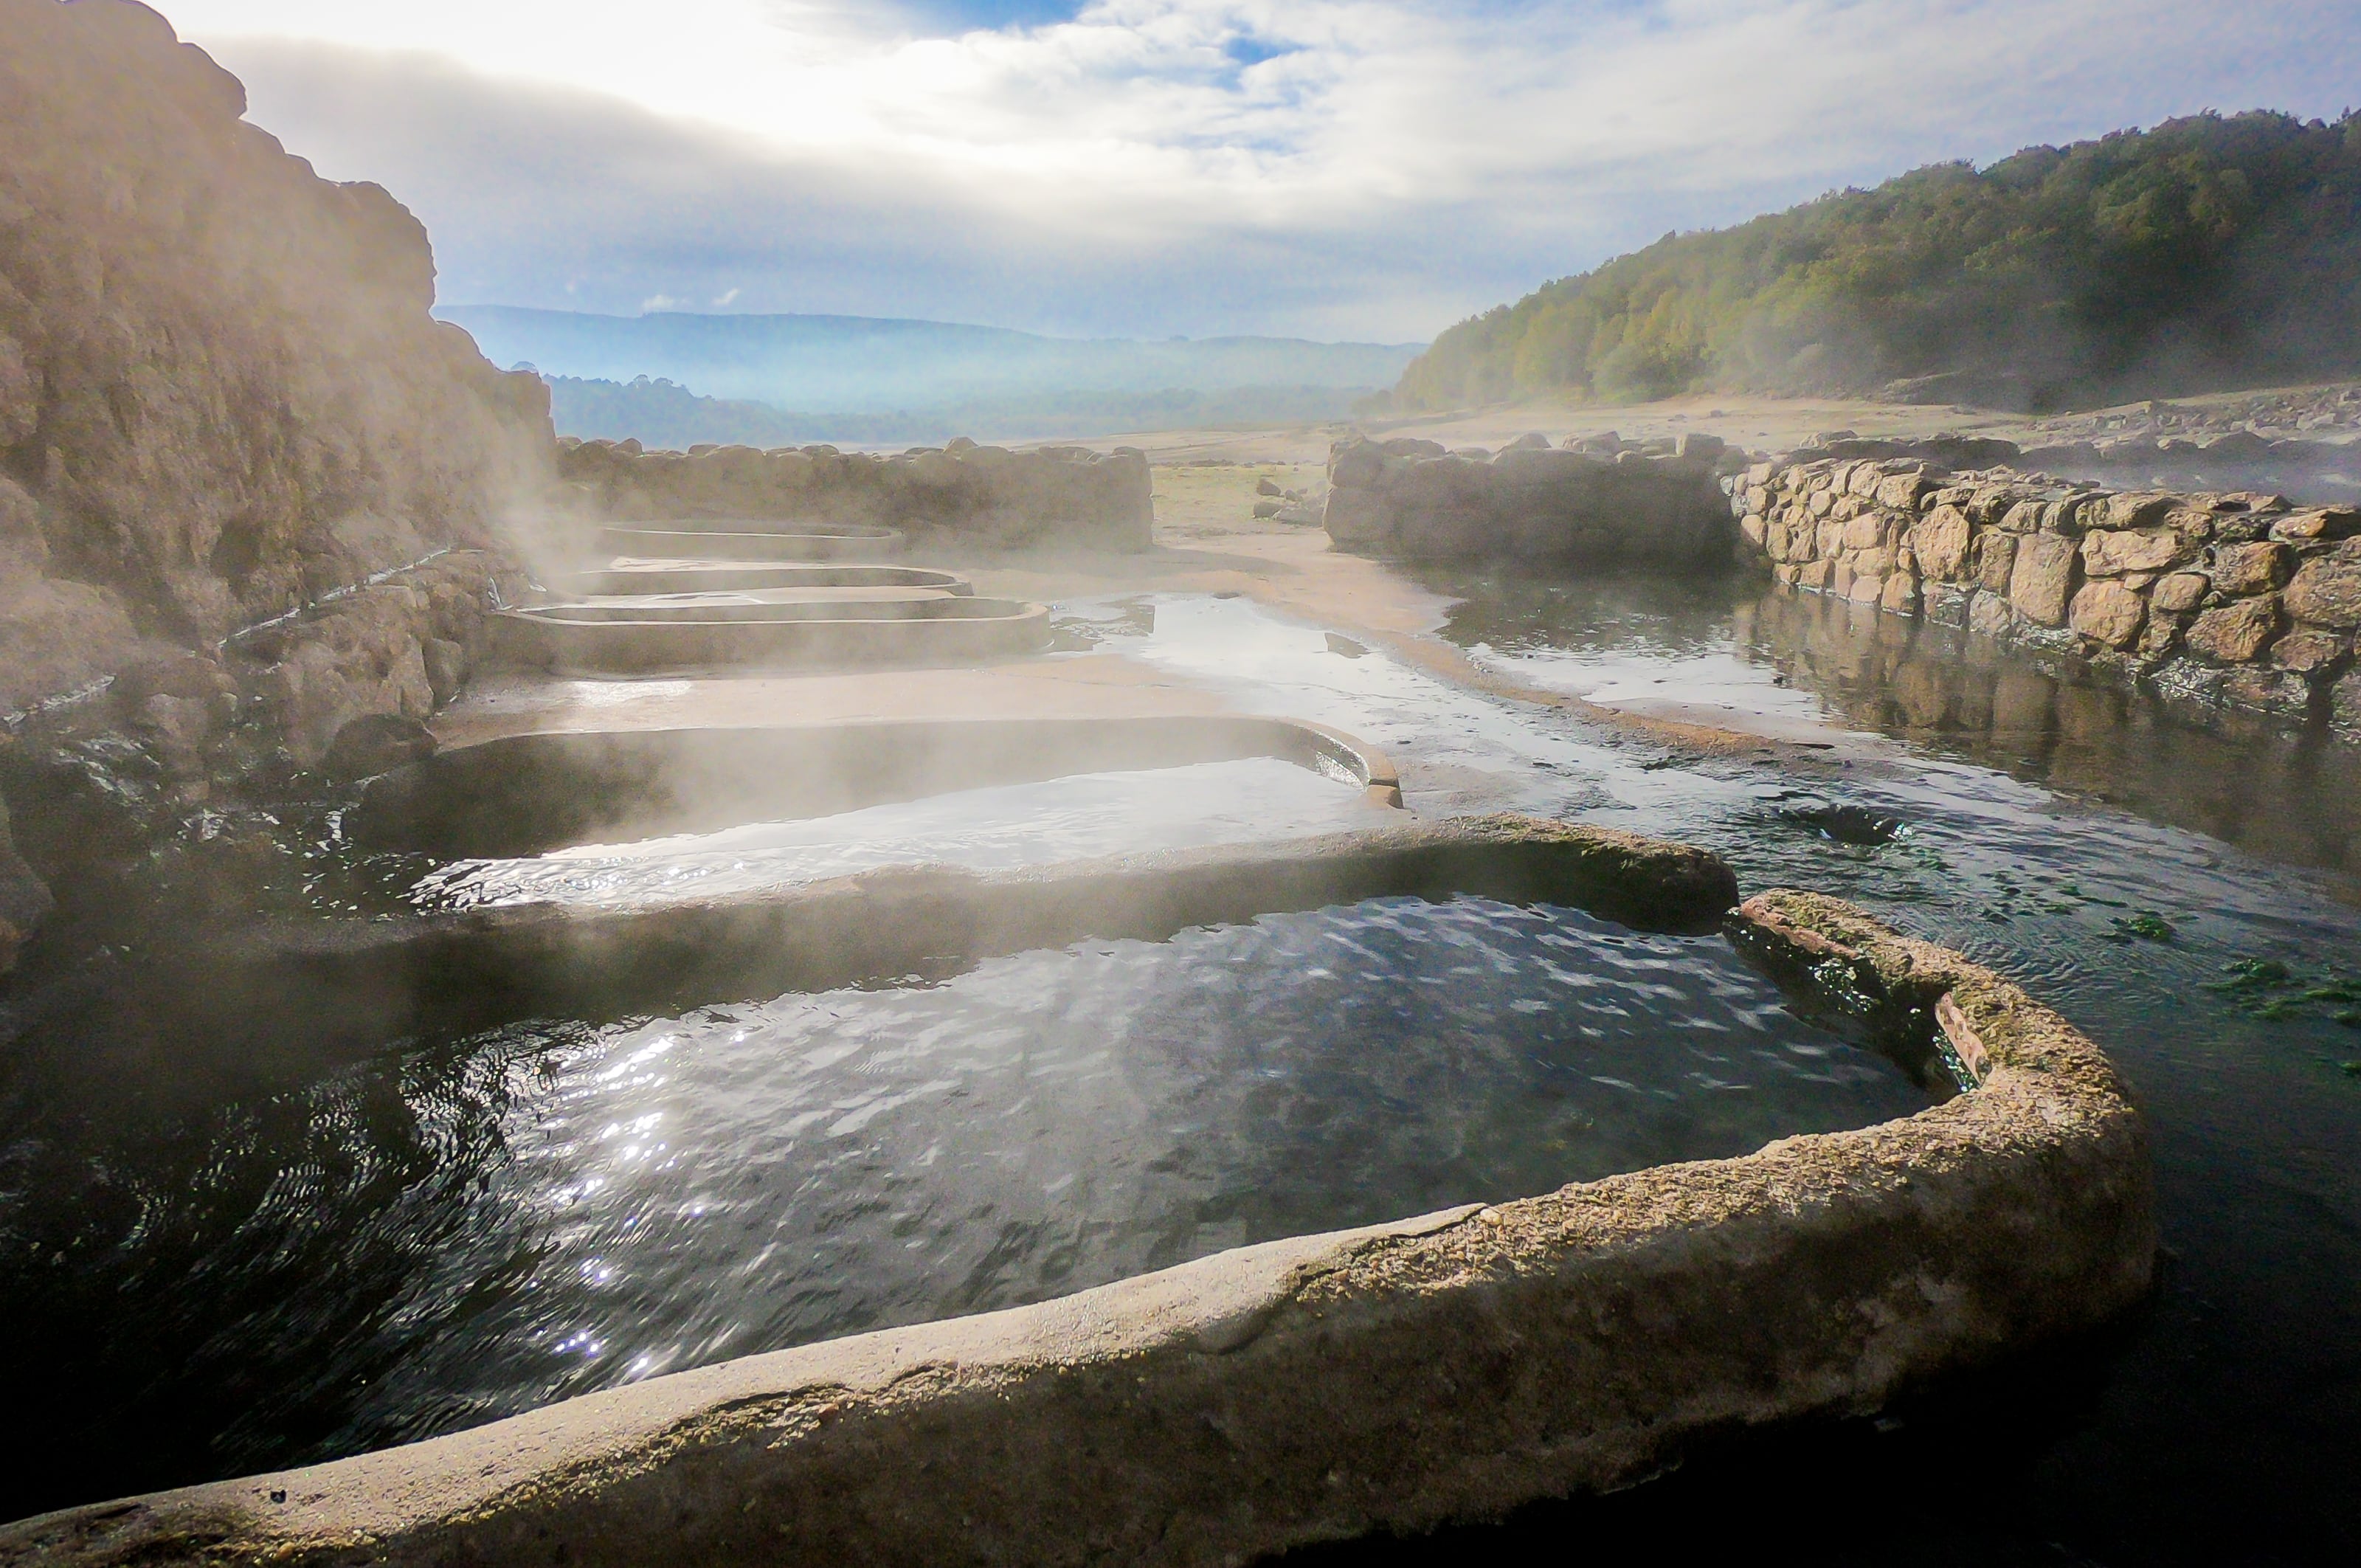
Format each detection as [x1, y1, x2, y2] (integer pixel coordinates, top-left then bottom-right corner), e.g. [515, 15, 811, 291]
[556, 435, 1153, 552]
[1323, 432, 1740, 566]
[1730, 455, 2361, 738]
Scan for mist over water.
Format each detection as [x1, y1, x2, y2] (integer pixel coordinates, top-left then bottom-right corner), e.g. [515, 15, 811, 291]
[415, 756, 1379, 909]
[193, 899, 1912, 1468]
[2, 584, 2357, 1563]
[0, 885, 1915, 1509]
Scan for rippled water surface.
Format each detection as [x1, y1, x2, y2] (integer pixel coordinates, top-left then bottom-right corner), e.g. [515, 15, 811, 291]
[3, 897, 1913, 1490]
[6, 577, 2361, 1567]
[415, 756, 1378, 909]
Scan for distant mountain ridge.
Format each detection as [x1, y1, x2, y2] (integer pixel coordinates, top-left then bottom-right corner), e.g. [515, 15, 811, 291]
[438, 305, 1423, 415]
[541, 375, 1380, 449]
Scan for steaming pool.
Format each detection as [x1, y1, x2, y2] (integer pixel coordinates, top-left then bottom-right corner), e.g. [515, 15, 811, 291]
[144, 897, 1926, 1464]
[6, 584, 2357, 1563]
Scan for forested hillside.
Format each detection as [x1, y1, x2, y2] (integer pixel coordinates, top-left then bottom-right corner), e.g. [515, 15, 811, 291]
[1394, 111, 2361, 413]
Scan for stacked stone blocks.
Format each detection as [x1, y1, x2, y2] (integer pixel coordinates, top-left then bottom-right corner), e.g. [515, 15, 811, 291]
[1732, 457, 2361, 733]
[1324, 434, 1740, 565]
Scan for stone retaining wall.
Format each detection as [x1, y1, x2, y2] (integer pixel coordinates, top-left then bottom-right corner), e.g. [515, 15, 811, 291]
[0, 854, 2154, 1567]
[558, 436, 1153, 552]
[1323, 434, 1740, 565]
[1730, 456, 2361, 736]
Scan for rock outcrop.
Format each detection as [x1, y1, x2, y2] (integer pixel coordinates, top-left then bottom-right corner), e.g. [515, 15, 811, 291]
[1732, 455, 2361, 734]
[0, 0, 553, 717]
[1321, 433, 1739, 567]
[0, 0, 556, 964]
[557, 436, 1153, 552]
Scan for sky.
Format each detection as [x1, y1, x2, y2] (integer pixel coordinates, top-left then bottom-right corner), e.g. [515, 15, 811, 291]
[159, 0, 2361, 342]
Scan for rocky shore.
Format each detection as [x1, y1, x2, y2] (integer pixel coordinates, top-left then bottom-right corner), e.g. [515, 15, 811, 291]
[0, 1, 561, 973]
[0, 4, 1172, 975]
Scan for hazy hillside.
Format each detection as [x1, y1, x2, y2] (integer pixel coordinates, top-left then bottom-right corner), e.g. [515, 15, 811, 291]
[1394, 111, 2361, 414]
[544, 376, 1375, 448]
[441, 305, 1421, 414]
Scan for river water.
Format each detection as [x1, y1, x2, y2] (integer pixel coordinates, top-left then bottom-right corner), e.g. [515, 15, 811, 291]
[3, 574, 2358, 1566]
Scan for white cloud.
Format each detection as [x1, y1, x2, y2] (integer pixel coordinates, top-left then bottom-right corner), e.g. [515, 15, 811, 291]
[162, 0, 2361, 339]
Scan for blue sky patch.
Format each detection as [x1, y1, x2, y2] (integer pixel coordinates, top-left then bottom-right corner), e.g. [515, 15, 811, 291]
[896, 1, 1089, 34]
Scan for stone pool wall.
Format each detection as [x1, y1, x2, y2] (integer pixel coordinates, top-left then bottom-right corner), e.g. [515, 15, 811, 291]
[556, 437, 1154, 552]
[1323, 434, 1742, 565]
[1730, 455, 2361, 737]
[1, 871, 2154, 1567]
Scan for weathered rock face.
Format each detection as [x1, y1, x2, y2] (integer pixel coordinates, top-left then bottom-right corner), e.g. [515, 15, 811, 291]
[557, 436, 1152, 551]
[1322, 435, 1738, 566]
[1738, 452, 2361, 734]
[0, 0, 553, 714]
[0, 2, 556, 966]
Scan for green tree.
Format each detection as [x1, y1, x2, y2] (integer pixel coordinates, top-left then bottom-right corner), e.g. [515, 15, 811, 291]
[1394, 111, 2361, 412]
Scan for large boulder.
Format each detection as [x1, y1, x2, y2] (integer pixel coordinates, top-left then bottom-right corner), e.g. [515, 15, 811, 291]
[1321, 438, 1737, 567]
[0, 0, 553, 715]
[2006, 533, 2080, 627]
[2186, 596, 2283, 664]
[2284, 546, 2361, 629]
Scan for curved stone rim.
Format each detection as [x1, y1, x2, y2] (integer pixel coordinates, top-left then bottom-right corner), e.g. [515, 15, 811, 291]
[593, 524, 909, 563]
[353, 713, 1403, 860]
[489, 598, 1054, 674]
[6, 835, 2154, 1567]
[558, 562, 977, 597]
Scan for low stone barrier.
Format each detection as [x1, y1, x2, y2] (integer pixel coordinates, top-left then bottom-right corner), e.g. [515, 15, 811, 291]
[350, 715, 1402, 858]
[558, 436, 1153, 552]
[1, 866, 2153, 1567]
[1322, 434, 1740, 565]
[144, 815, 1710, 1066]
[1731, 455, 2361, 736]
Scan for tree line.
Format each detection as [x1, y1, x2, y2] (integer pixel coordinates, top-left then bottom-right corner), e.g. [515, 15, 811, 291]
[1392, 111, 2361, 414]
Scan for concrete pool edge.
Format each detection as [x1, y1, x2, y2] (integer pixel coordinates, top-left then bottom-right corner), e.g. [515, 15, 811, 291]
[489, 598, 1055, 674]
[5, 870, 2154, 1566]
[353, 713, 1406, 859]
[159, 816, 1719, 1062]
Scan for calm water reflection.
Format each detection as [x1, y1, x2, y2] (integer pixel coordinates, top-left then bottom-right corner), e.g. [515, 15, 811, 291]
[1427, 568, 2361, 892]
